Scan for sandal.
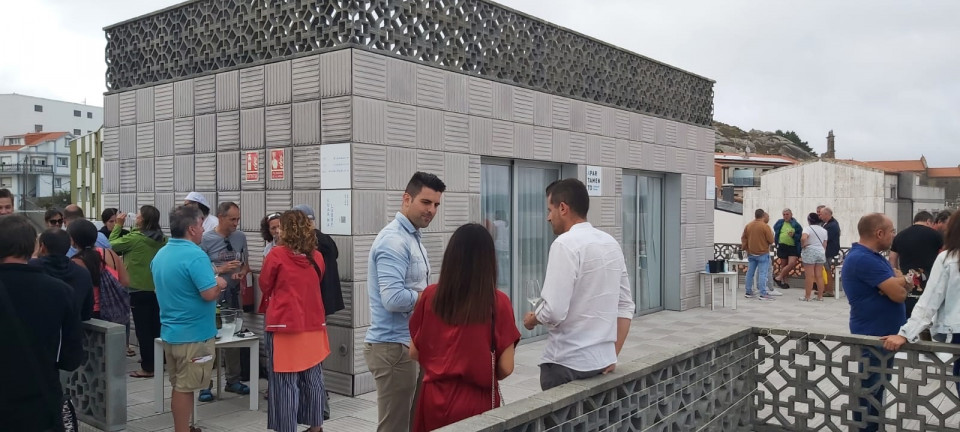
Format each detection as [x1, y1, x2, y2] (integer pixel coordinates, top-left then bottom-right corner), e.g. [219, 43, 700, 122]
[129, 370, 154, 378]
[126, 348, 137, 357]
[225, 382, 250, 395]
[798, 297, 810, 302]
[198, 389, 214, 402]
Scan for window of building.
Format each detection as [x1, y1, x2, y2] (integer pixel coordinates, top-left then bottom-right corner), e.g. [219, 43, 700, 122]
[32, 158, 46, 165]
[74, 110, 81, 117]
[87, 112, 93, 119]
[0, 177, 11, 187]
[34, 105, 43, 112]
[73, 129, 81, 136]
[622, 173, 664, 314]
[54, 178, 62, 188]
[0, 156, 11, 165]
[57, 157, 68, 167]
[34, 124, 43, 132]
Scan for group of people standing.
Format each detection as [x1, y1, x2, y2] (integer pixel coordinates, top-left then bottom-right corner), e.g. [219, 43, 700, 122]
[740, 206, 841, 301]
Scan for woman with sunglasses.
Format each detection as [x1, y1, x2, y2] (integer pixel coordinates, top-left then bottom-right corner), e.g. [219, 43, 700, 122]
[44, 208, 64, 228]
[259, 210, 329, 432]
[260, 212, 283, 257]
[109, 206, 167, 378]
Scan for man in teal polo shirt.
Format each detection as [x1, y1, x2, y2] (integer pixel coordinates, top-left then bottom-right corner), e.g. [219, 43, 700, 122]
[152, 205, 227, 432]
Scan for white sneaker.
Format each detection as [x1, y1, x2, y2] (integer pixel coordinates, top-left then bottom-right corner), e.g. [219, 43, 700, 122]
[768, 289, 783, 296]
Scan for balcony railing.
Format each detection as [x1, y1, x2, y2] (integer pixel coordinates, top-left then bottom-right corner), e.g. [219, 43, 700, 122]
[728, 176, 761, 187]
[442, 327, 960, 431]
[0, 163, 54, 175]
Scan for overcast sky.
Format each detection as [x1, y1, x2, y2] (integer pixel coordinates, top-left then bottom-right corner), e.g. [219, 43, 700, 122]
[1, 0, 957, 165]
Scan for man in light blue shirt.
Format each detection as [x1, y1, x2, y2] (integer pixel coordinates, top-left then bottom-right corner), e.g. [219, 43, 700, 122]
[63, 205, 111, 256]
[364, 172, 445, 432]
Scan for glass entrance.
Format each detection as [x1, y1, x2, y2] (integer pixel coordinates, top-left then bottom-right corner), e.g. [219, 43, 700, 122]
[622, 174, 664, 314]
[515, 165, 560, 338]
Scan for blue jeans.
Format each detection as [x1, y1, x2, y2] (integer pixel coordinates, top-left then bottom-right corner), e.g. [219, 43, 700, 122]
[744, 253, 770, 296]
[854, 347, 893, 432]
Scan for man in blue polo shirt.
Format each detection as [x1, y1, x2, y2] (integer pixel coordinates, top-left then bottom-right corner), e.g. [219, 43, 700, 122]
[842, 213, 910, 432]
[152, 205, 226, 432]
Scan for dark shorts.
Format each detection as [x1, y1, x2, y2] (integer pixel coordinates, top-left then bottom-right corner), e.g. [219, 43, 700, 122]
[776, 243, 800, 259]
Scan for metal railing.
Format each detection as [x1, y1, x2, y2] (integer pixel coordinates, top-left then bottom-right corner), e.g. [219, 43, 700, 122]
[0, 162, 54, 174]
[728, 176, 761, 187]
[442, 327, 960, 431]
[715, 243, 861, 278]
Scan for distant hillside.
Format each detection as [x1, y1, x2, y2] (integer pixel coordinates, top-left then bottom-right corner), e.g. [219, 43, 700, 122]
[714, 121, 819, 161]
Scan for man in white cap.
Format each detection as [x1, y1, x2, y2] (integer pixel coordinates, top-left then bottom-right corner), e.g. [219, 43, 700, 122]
[184, 192, 219, 233]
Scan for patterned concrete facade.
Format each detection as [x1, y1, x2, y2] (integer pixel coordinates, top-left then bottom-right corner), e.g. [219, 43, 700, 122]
[102, 47, 715, 395]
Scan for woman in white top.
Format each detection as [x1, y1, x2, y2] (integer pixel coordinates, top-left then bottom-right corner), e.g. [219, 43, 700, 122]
[881, 211, 960, 396]
[800, 212, 828, 301]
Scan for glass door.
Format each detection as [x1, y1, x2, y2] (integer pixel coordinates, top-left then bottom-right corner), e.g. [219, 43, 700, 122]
[515, 164, 559, 338]
[623, 173, 664, 314]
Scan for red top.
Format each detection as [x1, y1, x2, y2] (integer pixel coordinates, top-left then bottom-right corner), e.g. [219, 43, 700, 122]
[258, 246, 326, 333]
[409, 284, 521, 432]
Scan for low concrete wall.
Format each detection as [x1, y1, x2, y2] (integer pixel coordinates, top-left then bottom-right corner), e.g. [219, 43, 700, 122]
[61, 319, 127, 431]
[439, 328, 757, 432]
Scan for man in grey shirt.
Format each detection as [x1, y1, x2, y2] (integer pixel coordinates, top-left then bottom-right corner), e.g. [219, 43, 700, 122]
[199, 202, 251, 401]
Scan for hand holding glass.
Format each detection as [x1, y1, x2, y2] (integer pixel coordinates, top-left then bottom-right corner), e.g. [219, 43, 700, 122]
[526, 280, 542, 308]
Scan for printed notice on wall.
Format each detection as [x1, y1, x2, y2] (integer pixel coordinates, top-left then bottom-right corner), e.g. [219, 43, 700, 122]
[585, 165, 602, 196]
[320, 190, 351, 235]
[244, 151, 259, 182]
[320, 143, 351, 190]
[270, 149, 285, 180]
[706, 176, 716, 200]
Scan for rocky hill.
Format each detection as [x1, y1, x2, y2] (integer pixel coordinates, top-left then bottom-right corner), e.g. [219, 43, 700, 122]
[714, 121, 818, 161]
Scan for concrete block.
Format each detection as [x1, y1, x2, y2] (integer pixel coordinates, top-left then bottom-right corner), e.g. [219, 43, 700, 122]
[353, 50, 387, 99]
[215, 70, 240, 112]
[136, 87, 154, 124]
[154, 83, 174, 121]
[320, 50, 352, 97]
[353, 143, 387, 189]
[173, 79, 194, 118]
[264, 60, 292, 106]
[321, 96, 352, 144]
[193, 75, 215, 115]
[291, 54, 321, 102]
[239, 66, 265, 109]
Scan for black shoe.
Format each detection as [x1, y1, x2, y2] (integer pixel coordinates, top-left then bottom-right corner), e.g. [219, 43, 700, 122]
[774, 278, 790, 289]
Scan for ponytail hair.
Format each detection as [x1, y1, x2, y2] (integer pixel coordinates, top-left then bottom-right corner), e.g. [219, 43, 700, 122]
[67, 219, 102, 285]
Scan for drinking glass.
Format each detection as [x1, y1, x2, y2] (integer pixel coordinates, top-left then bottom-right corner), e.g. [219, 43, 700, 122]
[526, 279, 542, 309]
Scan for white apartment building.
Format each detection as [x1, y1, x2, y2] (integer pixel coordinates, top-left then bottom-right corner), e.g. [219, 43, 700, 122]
[0, 93, 103, 138]
[0, 132, 74, 209]
[70, 129, 102, 219]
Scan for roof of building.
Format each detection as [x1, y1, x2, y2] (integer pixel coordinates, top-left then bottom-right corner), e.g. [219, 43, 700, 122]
[714, 153, 797, 165]
[857, 157, 927, 173]
[23, 132, 68, 146]
[928, 167, 960, 178]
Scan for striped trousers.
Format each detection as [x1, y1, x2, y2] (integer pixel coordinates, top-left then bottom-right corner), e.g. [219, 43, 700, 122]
[265, 332, 326, 432]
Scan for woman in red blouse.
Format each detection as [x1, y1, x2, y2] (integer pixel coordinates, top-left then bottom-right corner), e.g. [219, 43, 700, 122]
[258, 210, 329, 432]
[409, 223, 521, 431]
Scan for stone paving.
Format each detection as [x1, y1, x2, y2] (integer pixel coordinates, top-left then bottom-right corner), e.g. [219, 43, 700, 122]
[104, 282, 854, 432]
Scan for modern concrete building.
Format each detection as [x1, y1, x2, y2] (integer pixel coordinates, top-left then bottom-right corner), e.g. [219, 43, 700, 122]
[70, 129, 103, 219]
[0, 132, 73, 209]
[0, 93, 103, 138]
[104, 0, 715, 395]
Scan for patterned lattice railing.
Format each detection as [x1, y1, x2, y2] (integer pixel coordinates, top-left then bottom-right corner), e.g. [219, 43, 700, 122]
[756, 328, 960, 431]
[715, 243, 853, 278]
[444, 328, 960, 431]
[104, 0, 714, 125]
[61, 319, 127, 431]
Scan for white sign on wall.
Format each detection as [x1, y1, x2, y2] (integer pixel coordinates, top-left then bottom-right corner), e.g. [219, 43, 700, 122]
[320, 143, 351, 190]
[706, 176, 716, 200]
[320, 189, 351, 235]
[585, 165, 602, 196]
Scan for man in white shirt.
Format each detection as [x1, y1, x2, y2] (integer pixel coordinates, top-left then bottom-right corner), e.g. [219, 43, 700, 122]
[184, 191, 219, 233]
[523, 178, 635, 390]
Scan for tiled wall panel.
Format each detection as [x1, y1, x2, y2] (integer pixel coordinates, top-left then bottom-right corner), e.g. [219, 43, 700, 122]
[416, 65, 444, 109]
[137, 124, 155, 159]
[386, 58, 416, 105]
[173, 117, 194, 154]
[442, 193, 470, 232]
[216, 71, 240, 112]
[265, 105, 291, 147]
[513, 88, 534, 124]
[136, 87, 155, 123]
[216, 111, 240, 151]
[492, 83, 513, 121]
[352, 190, 387, 235]
[119, 125, 137, 160]
[444, 153, 470, 193]
[194, 75, 216, 115]
[240, 66, 265, 108]
[353, 144, 387, 190]
[194, 153, 217, 191]
[568, 132, 587, 164]
[352, 98, 385, 144]
[154, 156, 174, 192]
[217, 152, 241, 191]
[136, 159, 155, 192]
[154, 84, 174, 121]
[417, 150, 445, 181]
[442, 112, 470, 153]
[119, 91, 136, 126]
[174, 155, 195, 192]
[104, 94, 119, 127]
[239, 191, 266, 231]
[291, 146, 321, 190]
[444, 72, 469, 114]
[240, 109, 265, 150]
[416, 108, 443, 151]
[120, 160, 137, 193]
[102, 127, 119, 161]
[265, 190, 292, 214]
[353, 50, 387, 99]
[584, 103, 602, 135]
[386, 147, 417, 190]
[514, 123, 534, 160]
[384, 102, 416, 148]
[264, 61, 292, 106]
[173, 79, 194, 118]
[321, 96, 352, 144]
[195, 114, 217, 153]
[490, 120, 513, 157]
[154, 120, 174, 156]
[320, 50, 352, 97]
[292, 101, 321, 145]
[292, 55, 320, 102]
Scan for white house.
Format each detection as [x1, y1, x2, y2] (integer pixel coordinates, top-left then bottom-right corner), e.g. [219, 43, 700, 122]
[0, 132, 74, 209]
[0, 94, 103, 139]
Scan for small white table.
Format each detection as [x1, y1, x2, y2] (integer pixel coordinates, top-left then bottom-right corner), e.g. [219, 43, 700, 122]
[153, 334, 260, 413]
[700, 271, 739, 310]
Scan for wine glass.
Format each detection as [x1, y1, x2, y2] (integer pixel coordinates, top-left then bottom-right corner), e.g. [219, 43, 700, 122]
[526, 279, 542, 309]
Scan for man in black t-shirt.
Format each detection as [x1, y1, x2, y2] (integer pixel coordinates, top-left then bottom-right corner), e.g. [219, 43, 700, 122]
[889, 211, 943, 321]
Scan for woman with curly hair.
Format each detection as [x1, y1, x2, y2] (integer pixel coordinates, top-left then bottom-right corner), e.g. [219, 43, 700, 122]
[258, 210, 329, 432]
[260, 212, 282, 257]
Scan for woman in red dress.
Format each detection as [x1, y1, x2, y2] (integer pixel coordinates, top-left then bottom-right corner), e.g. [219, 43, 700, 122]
[409, 223, 521, 432]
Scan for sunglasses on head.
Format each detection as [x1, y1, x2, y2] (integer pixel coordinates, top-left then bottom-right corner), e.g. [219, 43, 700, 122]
[48, 218, 63, 225]
[266, 212, 281, 221]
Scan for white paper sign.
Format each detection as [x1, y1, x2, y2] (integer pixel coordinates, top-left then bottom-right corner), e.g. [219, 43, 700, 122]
[585, 166, 602, 196]
[706, 176, 716, 200]
[320, 143, 351, 190]
[320, 189, 351, 235]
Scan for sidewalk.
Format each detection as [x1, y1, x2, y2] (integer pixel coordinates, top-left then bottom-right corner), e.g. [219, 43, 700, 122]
[114, 286, 851, 432]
